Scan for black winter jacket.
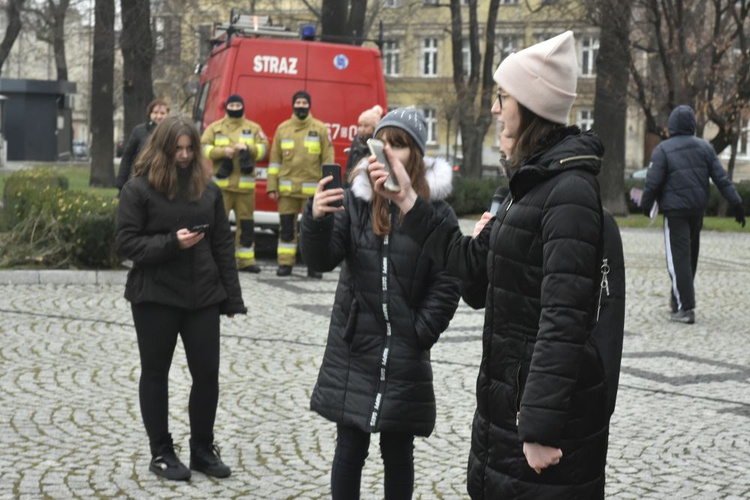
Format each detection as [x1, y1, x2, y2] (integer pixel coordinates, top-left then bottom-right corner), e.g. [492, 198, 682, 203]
[300, 157, 461, 437]
[116, 171, 246, 315]
[641, 105, 742, 216]
[343, 136, 370, 187]
[116, 121, 155, 190]
[402, 128, 609, 498]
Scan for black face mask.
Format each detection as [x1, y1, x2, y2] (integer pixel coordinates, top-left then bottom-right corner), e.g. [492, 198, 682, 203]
[226, 107, 244, 118]
[293, 107, 309, 120]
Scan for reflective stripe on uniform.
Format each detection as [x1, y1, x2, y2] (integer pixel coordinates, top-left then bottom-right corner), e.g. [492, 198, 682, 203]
[203, 144, 215, 158]
[301, 182, 317, 196]
[255, 143, 266, 160]
[214, 135, 230, 146]
[277, 243, 297, 256]
[268, 163, 280, 175]
[238, 176, 256, 189]
[278, 180, 293, 193]
[214, 177, 229, 188]
[236, 247, 255, 260]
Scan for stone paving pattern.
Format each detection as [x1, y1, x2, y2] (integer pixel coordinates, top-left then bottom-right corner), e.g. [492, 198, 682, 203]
[0, 223, 749, 499]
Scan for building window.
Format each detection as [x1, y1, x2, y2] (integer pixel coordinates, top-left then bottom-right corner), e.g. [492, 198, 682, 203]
[500, 0, 519, 4]
[383, 40, 401, 77]
[154, 15, 181, 62]
[580, 35, 599, 77]
[740, 117, 749, 156]
[421, 38, 438, 77]
[383, 0, 400, 7]
[423, 108, 437, 145]
[497, 35, 519, 65]
[577, 109, 594, 131]
[462, 39, 471, 76]
[423, 0, 439, 4]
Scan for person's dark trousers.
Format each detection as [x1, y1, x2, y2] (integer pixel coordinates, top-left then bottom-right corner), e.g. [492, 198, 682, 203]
[331, 423, 414, 500]
[664, 215, 703, 311]
[131, 302, 221, 454]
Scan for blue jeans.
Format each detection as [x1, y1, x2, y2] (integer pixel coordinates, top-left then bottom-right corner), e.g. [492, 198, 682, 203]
[331, 424, 415, 500]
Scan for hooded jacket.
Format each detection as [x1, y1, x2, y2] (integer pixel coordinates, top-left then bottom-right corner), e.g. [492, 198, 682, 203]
[641, 105, 742, 216]
[116, 170, 246, 316]
[401, 128, 610, 498]
[299, 157, 461, 437]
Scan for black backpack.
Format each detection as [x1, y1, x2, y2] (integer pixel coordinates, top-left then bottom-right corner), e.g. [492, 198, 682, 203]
[590, 209, 626, 417]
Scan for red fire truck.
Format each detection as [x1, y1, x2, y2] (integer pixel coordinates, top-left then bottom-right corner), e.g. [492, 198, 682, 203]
[193, 13, 388, 234]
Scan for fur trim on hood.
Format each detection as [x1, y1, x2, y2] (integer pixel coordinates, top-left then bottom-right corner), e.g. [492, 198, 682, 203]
[350, 156, 453, 203]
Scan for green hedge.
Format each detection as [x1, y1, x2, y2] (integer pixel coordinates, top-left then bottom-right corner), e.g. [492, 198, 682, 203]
[0, 169, 119, 269]
[448, 176, 508, 216]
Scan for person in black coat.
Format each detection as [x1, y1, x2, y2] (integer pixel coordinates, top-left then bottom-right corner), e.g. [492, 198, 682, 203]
[641, 105, 745, 324]
[300, 108, 460, 499]
[116, 115, 246, 482]
[116, 98, 170, 192]
[343, 104, 383, 187]
[370, 32, 615, 499]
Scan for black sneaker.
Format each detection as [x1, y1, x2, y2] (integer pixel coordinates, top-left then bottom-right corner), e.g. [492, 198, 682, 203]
[670, 309, 695, 324]
[307, 269, 323, 279]
[239, 265, 261, 273]
[149, 444, 191, 481]
[190, 441, 231, 478]
[276, 265, 293, 277]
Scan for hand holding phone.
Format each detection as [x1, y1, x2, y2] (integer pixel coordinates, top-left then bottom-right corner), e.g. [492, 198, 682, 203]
[367, 138, 400, 192]
[190, 224, 209, 234]
[321, 163, 343, 208]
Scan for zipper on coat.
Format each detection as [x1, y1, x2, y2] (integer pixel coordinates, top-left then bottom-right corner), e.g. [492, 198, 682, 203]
[514, 362, 522, 426]
[369, 232, 394, 430]
[558, 154, 602, 165]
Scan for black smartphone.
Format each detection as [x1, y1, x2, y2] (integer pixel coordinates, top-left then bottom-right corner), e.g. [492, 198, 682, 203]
[190, 224, 209, 233]
[367, 138, 400, 192]
[321, 163, 343, 208]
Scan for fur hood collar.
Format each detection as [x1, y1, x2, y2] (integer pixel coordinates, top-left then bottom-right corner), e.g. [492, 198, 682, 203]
[350, 156, 453, 202]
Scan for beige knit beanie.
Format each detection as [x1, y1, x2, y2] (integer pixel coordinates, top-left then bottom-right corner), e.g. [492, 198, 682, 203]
[493, 31, 578, 125]
[358, 105, 384, 128]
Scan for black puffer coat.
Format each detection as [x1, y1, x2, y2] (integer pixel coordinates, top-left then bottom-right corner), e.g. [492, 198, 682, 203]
[116, 121, 155, 190]
[300, 157, 461, 437]
[116, 171, 246, 315]
[403, 128, 609, 498]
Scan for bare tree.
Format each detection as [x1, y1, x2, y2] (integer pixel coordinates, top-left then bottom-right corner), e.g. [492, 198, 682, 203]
[0, 0, 26, 76]
[319, 0, 369, 44]
[24, 0, 72, 80]
[449, 0, 500, 178]
[121, 0, 154, 137]
[89, 0, 115, 187]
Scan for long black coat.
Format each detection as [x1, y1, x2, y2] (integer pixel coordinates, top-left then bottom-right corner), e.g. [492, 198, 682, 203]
[116, 121, 154, 190]
[299, 157, 461, 437]
[403, 128, 609, 498]
[116, 171, 246, 315]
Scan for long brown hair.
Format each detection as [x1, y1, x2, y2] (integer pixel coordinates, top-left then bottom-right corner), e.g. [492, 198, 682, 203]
[133, 115, 207, 201]
[371, 127, 430, 236]
[510, 103, 564, 171]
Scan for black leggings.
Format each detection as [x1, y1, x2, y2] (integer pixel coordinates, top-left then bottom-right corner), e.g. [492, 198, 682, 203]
[331, 424, 415, 500]
[131, 302, 221, 454]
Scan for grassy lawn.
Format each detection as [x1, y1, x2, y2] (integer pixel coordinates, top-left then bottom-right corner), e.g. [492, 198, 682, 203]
[0, 163, 118, 198]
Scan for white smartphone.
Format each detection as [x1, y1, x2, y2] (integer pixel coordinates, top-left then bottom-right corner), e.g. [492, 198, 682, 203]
[367, 138, 400, 192]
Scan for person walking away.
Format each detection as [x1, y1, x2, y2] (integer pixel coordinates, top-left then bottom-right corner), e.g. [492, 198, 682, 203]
[201, 94, 269, 273]
[116, 98, 170, 192]
[300, 107, 461, 499]
[343, 105, 383, 187]
[267, 90, 334, 278]
[117, 115, 247, 481]
[370, 31, 619, 498]
[641, 104, 745, 324]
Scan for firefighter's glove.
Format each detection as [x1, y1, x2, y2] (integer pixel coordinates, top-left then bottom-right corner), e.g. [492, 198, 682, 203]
[732, 204, 746, 228]
[216, 158, 233, 179]
[238, 148, 255, 175]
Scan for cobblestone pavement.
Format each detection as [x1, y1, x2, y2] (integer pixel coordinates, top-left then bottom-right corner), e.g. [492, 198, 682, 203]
[0, 224, 749, 499]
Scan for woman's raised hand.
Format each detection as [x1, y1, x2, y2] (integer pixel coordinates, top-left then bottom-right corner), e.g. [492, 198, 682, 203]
[312, 176, 345, 220]
[367, 146, 418, 214]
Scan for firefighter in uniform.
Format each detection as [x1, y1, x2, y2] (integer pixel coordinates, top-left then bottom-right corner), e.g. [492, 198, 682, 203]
[201, 94, 269, 273]
[267, 90, 334, 278]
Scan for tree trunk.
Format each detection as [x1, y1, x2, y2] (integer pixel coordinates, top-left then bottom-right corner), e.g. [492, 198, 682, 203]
[52, 1, 69, 81]
[593, 0, 632, 215]
[89, 0, 115, 187]
[320, 0, 348, 42]
[346, 0, 368, 45]
[121, 0, 154, 140]
[0, 0, 26, 76]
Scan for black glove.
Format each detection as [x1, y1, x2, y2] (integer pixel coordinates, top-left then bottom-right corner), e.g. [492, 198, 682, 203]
[732, 204, 746, 228]
[238, 148, 254, 175]
[216, 158, 233, 179]
[642, 203, 653, 217]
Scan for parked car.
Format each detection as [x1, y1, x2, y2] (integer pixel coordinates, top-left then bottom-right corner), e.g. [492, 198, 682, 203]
[72, 140, 88, 159]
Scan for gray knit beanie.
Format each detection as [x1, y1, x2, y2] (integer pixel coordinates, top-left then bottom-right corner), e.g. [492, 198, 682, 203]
[374, 107, 427, 155]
